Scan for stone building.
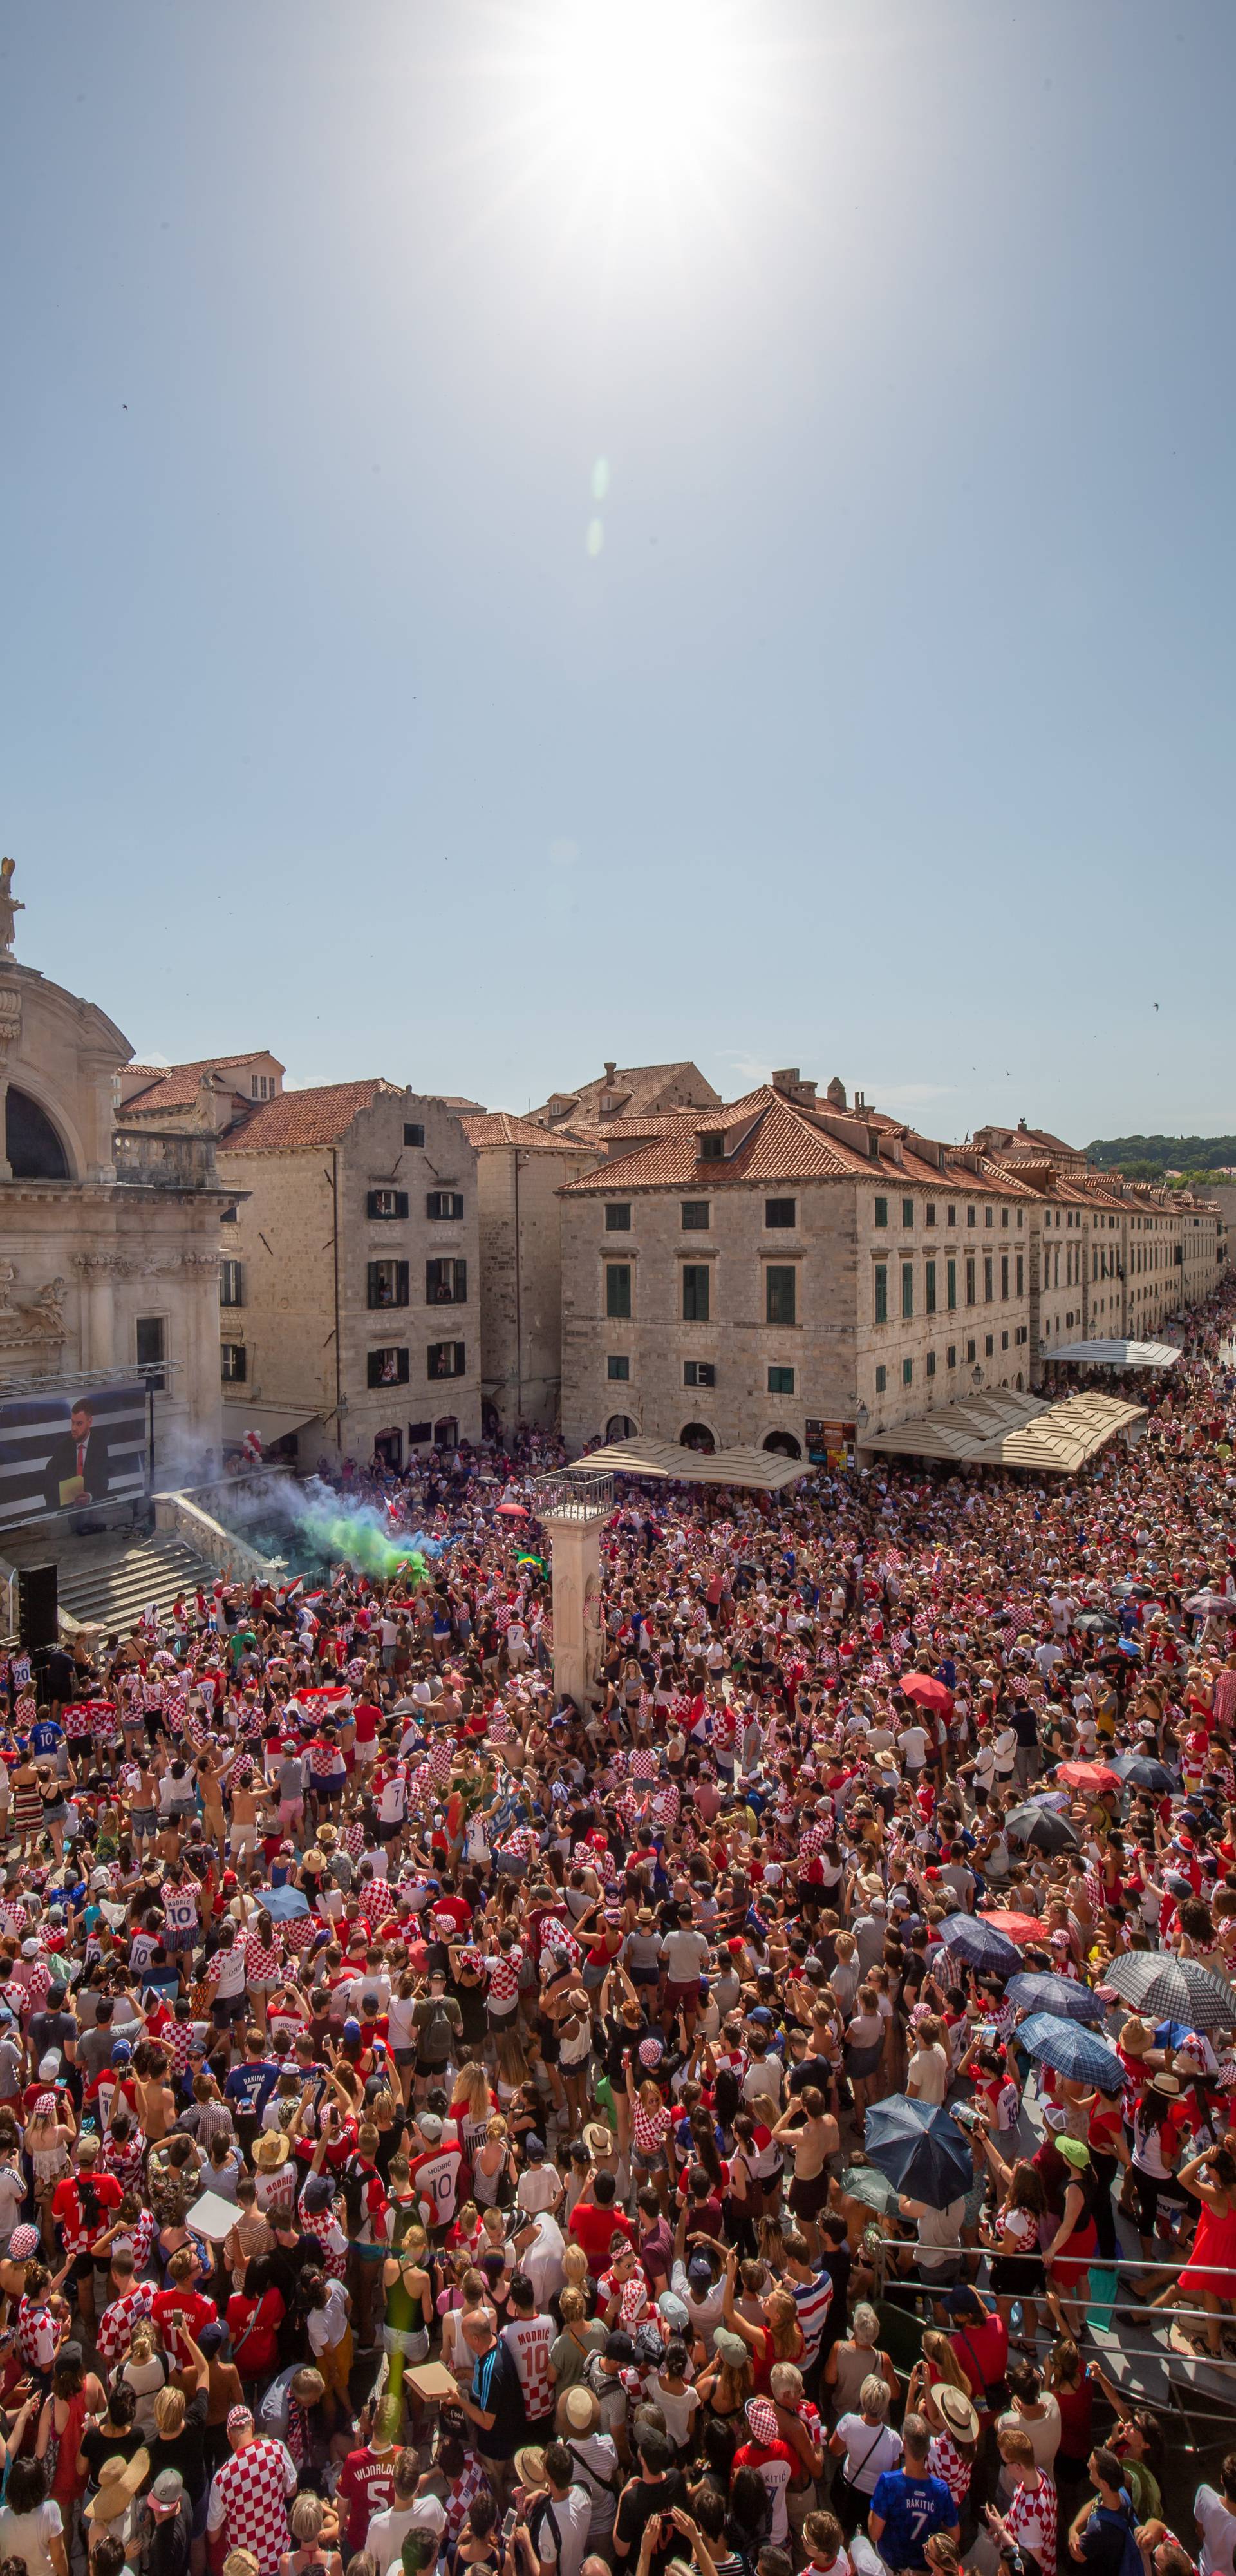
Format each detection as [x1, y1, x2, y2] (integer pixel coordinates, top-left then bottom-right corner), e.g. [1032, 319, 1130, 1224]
[459, 1113, 591, 1434]
[212, 1082, 482, 1470]
[559, 1072, 1225, 1459]
[0, 863, 234, 1508]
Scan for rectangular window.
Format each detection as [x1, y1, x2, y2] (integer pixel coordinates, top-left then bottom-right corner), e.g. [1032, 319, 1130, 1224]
[368, 1188, 408, 1220]
[765, 1198, 796, 1228]
[985, 1206, 993, 1227]
[607, 1354, 630, 1381]
[874, 1197, 888, 1228]
[946, 1344, 957, 1368]
[368, 1258, 410, 1309]
[984, 1333, 995, 1357]
[1016, 1253, 1024, 1297]
[901, 1262, 913, 1320]
[925, 1258, 937, 1314]
[368, 1345, 410, 1387]
[605, 1204, 631, 1231]
[1000, 1254, 1009, 1300]
[684, 1360, 716, 1387]
[699, 1132, 724, 1160]
[967, 1206, 977, 1227]
[946, 1204, 957, 1227]
[874, 1264, 888, 1324]
[1001, 1207, 1009, 1227]
[427, 1341, 466, 1381]
[926, 1350, 937, 1377]
[136, 1316, 166, 1392]
[1017, 1208, 1024, 1227]
[946, 1258, 957, 1312]
[903, 1357, 913, 1385]
[1001, 1329, 1009, 1349]
[875, 1364, 886, 1394]
[426, 1191, 464, 1221]
[965, 1257, 976, 1307]
[681, 1201, 710, 1230]
[682, 1264, 710, 1322]
[984, 1255, 993, 1301]
[966, 1336, 977, 1362]
[425, 1258, 466, 1305]
[606, 1264, 632, 1319]
[902, 1198, 914, 1229]
[926, 1204, 937, 1227]
[767, 1365, 795, 1394]
[407, 1421, 432, 1444]
[766, 1265, 796, 1326]
[220, 1260, 243, 1309]
[220, 1341, 246, 1383]
[403, 1122, 424, 1148]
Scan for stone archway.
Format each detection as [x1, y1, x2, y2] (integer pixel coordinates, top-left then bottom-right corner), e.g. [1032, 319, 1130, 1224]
[679, 1421, 716, 1454]
[605, 1413, 635, 1441]
[762, 1430, 801, 1459]
[6, 1086, 70, 1180]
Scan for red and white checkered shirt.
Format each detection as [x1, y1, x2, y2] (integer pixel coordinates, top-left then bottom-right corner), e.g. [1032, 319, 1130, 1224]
[17, 2295, 55, 2371]
[208, 2435, 297, 2576]
[297, 2196, 348, 2280]
[482, 1947, 523, 2006]
[244, 1931, 283, 1984]
[96, 2280, 155, 2367]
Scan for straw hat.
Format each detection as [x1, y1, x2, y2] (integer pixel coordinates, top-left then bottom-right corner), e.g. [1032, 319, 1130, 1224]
[514, 2447, 547, 2490]
[1148, 2071, 1181, 2099]
[1119, 2017, 1154, 2055]
[582, 2121, 613, 2158]
[86, 2450, 151, 2521]
[935, 2385, 979, 2441]
[252, 2130, 290, 2170]
[559, 2385, 599, 2435]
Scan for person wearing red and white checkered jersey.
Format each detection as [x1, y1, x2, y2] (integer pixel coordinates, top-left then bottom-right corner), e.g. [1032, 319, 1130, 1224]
[95, 2268, 155, 2368]
[205, 2405, 297, 2576]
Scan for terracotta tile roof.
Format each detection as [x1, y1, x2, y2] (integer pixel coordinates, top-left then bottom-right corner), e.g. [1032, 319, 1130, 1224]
[560, 1086, 1030, 1197]
[220, 1079, 396, 1153]
[122, 1053, 279, 1115]
[460, 1111, 592, 1154]
[530, 1060, 722, 1125]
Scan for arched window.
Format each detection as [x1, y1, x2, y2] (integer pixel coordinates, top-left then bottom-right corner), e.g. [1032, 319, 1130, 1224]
[679, 1422, 716, 1454]
[605, 1414, 635, 1442]
[762, 1430, 801, 1459]
[5, 1087, 69, 1180]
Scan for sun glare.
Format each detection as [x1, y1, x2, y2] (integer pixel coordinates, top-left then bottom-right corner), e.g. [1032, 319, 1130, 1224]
[543, 0, 735, 181]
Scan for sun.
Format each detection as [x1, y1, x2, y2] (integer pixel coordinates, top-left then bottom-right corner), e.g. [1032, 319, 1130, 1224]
[540, 0, 740, 184]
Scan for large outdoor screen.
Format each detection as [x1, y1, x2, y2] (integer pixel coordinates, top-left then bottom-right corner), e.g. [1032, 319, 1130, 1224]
[0, 1382, 150, 1531]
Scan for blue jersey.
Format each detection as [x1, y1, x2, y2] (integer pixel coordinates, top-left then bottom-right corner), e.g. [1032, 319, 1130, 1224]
[870, 2469, 956, 2572]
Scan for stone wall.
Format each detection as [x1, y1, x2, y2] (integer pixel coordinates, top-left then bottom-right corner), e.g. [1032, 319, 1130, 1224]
[474, 1142, 579, 1430]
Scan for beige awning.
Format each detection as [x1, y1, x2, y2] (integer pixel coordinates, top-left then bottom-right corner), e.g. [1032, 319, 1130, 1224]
[1046, 1338, 1181, 1368]
[863, 1388, 1147, 1472]
[221, 1403, 323, 1445]
[581, 1436, 810, 1491]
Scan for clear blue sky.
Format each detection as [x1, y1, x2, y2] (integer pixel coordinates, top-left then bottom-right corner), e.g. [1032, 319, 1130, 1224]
[3, 1, 1234, 1142]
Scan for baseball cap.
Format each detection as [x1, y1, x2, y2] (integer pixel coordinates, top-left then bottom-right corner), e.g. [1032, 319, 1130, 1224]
[417, 2113, 443, 2145]
[342, 2018, 361, 2041]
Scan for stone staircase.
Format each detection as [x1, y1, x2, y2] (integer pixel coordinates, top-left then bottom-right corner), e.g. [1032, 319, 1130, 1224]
[52, 1533, 221, 1634]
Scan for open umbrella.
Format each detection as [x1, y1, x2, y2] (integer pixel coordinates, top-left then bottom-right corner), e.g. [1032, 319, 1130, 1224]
[839, 2164, 901, 2215]
[1006, 1803, 1080, 1855]
[936, 1914, 1022, 1977]
[496, 1499, 529, 1519]
[1109, 1754, 1175, 1793]
[900, 1672, 954, 1713]
[1054, 1761, 1122, 1795]
[1017, 2012, 1125, 2094]
[1105, 1952, 1236, 2032]
[865, 2099, 972, 2208]
[1186, 1592, 1236, 1616]
[1075, 1610, 1117, 1633]
[979, 1910, 1049, 1946]
[262, 1884, 310, 1923]
[1006, 1972, 1105, 2025]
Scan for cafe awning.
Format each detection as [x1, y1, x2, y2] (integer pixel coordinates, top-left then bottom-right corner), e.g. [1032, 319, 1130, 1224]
[1046, 1338, 1181, 1368]
[581, 1436, 811, 1492]
[863, 1388, 1147, 1473]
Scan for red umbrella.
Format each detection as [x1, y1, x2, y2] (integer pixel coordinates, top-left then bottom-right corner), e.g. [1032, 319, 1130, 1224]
[496, 1499, 529, 1519]
[1056, 1760, 1121, 1794]
[901, 1672, 953, 1714]
[978, 1910, 1044, 1945]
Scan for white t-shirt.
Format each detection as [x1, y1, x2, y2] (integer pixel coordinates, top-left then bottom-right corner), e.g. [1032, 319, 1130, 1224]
[834, 2415, 903, 2495]
[367, 2500, 445, 2576]
[530, 2485, 591, 2576]
[1195, 2487, 1236, 2576]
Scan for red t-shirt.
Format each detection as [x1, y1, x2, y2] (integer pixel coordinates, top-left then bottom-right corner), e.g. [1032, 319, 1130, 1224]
[335, 2445, 398, 2553]
[151, 2286, 217, 2368]
[352, 1703, 380, 1747]
[568, 2201, 635, 2276]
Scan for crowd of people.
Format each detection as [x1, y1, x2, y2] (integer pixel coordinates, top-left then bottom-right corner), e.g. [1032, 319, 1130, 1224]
[1, 1295, 1236, 2576]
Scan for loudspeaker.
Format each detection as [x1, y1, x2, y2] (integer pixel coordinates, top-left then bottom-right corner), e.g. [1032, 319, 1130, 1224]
[17, 1563, 58, 1653]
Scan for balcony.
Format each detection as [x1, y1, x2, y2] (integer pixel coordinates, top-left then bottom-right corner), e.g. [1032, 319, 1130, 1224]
[532, 1468, 615, 1522]
[113, 1128, 223, 1189]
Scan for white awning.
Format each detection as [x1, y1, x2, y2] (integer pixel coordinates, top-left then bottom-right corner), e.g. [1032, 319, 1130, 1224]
[221, 1403, 323, 1444]
[581, 1436, 810, 1491]
[863, 1389, 1147, 1472]
[1046, 1338, 1181, 1368]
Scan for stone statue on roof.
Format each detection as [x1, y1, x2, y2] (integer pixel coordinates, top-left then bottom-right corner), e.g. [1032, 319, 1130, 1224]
[0, 858, 24, 959]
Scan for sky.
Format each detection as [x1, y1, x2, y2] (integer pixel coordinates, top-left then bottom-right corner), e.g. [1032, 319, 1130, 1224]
[2, 0, 1234, 1144]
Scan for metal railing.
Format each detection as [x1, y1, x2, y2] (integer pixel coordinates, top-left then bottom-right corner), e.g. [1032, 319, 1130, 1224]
[531, 1468, 615, 1521]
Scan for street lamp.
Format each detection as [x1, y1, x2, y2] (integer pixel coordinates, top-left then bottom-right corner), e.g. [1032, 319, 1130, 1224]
[856, 1403, 869, 1433]
[971, 1365, 983, 1387]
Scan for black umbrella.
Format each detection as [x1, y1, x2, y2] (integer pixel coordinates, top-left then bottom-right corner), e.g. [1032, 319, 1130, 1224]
[1006, 1801, 1080, 1854]
[1109, 1754, 1175, 1793]
[1075, 1610, 1116, 1633]
[1105, 1952, 1236, 2032]
[865, 2100, 972, 2209]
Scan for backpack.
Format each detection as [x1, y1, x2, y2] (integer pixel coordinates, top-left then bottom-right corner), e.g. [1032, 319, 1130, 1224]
[341, 2155, 370, 2234]
[1093, 2503, 1143, 2576]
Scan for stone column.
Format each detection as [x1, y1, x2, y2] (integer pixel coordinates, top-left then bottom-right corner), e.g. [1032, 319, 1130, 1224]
[535, 1468, 613, 1709]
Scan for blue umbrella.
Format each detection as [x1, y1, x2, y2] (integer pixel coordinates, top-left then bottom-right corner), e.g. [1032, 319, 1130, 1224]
[937, 1913, 1022, 1977]
[1006, 1973, 1105, 2026]
[865, 2099, 973, 2209]
[1017, 2012, 1125, 2093]
[262, 1884, 310, 1922]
